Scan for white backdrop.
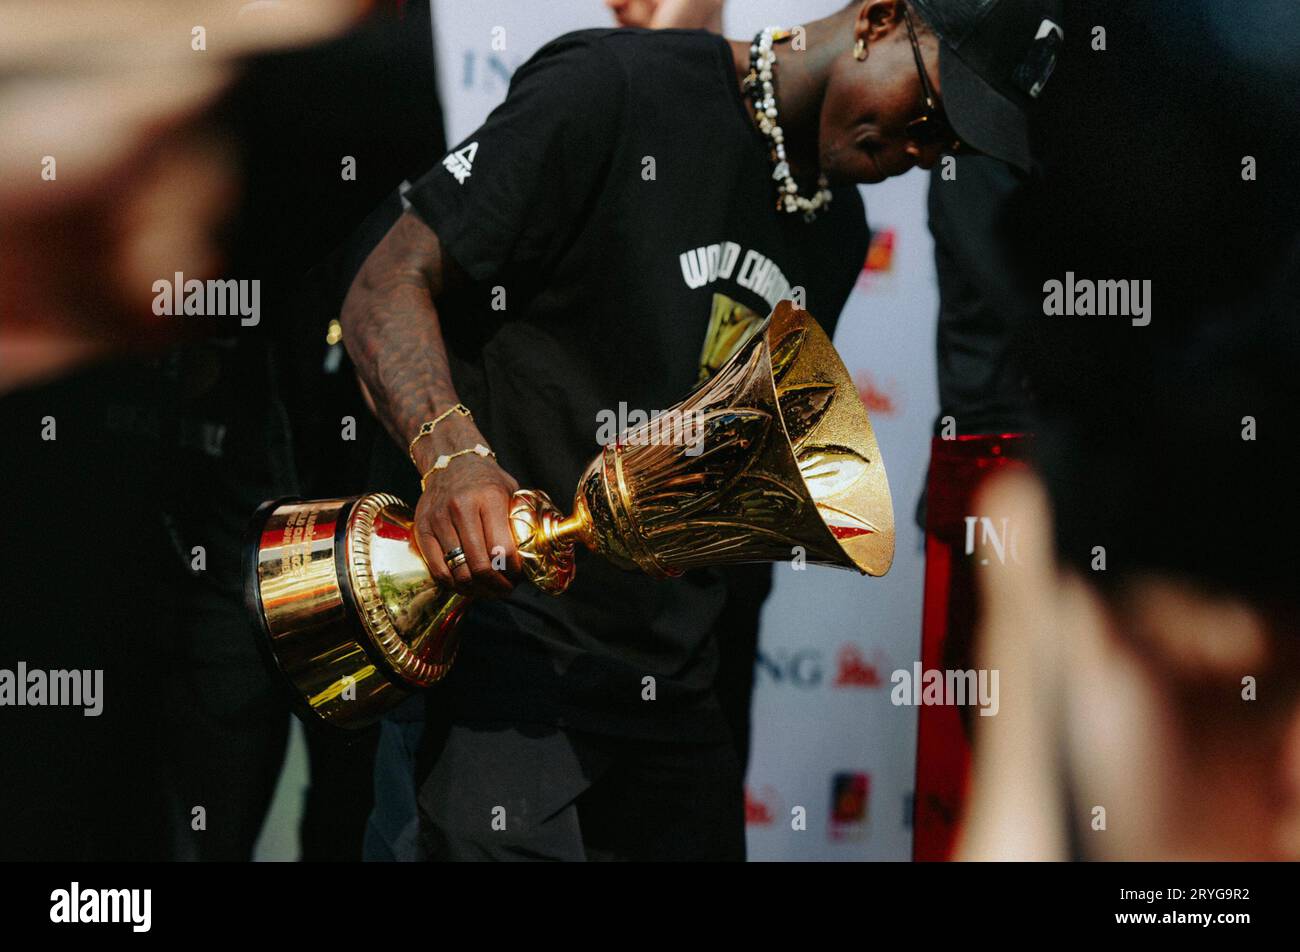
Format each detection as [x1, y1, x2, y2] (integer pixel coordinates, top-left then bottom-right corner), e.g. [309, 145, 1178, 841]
[747, 165, 936, 860]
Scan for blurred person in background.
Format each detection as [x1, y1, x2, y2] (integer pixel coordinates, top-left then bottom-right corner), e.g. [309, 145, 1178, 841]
[962, 286, 1300, 861]
[605, 0, 723, 32]
[0, 0, 442, 860]
[957, 0, 1300, 861]
[0, 0, 368, 861]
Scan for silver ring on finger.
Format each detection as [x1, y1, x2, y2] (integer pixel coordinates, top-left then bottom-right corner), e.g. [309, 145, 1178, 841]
[444, 547, 468, 571]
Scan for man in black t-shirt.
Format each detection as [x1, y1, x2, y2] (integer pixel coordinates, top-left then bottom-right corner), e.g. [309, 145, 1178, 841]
[344, 1, 1062, 860]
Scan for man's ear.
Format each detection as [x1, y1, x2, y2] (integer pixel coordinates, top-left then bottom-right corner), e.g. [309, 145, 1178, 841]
[859, 0, 905, 46]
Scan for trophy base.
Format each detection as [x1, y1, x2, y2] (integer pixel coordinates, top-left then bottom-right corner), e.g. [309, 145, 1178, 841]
[243, 496, 426, 731]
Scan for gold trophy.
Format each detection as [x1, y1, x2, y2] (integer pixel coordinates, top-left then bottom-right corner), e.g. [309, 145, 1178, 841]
[244, 301, 894, 729]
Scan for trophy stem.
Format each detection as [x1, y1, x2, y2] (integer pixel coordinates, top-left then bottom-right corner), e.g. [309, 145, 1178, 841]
[548, 512, 592, 548]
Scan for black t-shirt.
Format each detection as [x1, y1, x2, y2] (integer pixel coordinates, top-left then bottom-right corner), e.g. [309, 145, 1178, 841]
[391, 27, 869, 741]
[927, 155, 1033, 437]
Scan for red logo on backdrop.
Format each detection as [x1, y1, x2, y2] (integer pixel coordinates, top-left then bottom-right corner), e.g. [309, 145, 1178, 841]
[833, 645, 884, 688]
[863, 228, 896, 275]
[829, 772, 871, 841]
[853, 371, 897, 416]
[745, 786, 779, 826]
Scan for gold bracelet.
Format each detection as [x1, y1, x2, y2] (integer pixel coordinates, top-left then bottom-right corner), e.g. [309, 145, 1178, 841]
[420, 443, 496, 491]
[407, 403, 472, 467]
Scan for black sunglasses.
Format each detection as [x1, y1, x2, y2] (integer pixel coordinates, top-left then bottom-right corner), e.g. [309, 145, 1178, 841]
[901, 6, 963, 152]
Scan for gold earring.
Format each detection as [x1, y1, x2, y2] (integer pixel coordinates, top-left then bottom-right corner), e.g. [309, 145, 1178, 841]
[853, 39, 867, 61]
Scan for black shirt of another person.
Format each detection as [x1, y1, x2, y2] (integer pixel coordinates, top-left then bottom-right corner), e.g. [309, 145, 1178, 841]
[383, 27, 870, 741]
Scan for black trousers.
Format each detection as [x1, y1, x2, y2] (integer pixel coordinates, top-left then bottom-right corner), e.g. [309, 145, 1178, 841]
[166, 579, 378, 861]
[416, 720, 745, 862]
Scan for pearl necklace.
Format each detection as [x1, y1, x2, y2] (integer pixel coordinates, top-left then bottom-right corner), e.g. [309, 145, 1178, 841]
[745, 26, 832, 222]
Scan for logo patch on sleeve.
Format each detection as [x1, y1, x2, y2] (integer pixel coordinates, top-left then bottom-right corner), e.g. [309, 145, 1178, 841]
[442, 142, 478, 184]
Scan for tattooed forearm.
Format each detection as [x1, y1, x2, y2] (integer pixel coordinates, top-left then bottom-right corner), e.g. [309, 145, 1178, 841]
[341, 211, 476, 462]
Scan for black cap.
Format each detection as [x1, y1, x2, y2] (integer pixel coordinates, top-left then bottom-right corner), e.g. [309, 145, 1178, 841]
[909, 0, 1064, 172]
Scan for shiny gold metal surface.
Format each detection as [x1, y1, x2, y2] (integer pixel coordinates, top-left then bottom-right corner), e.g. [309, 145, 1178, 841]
[567, 299, 894, 576]
[244, 494, 469, 729]
[697, 292, 763, 382]
[246, 301, 893, 729]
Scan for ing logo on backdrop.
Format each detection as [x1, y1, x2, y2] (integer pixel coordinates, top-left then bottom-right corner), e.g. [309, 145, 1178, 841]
[459, 49, 519, 93]
[745, 785, 780, 826]
[856, 227, 897, 288]
[756, 645, 889, 690]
